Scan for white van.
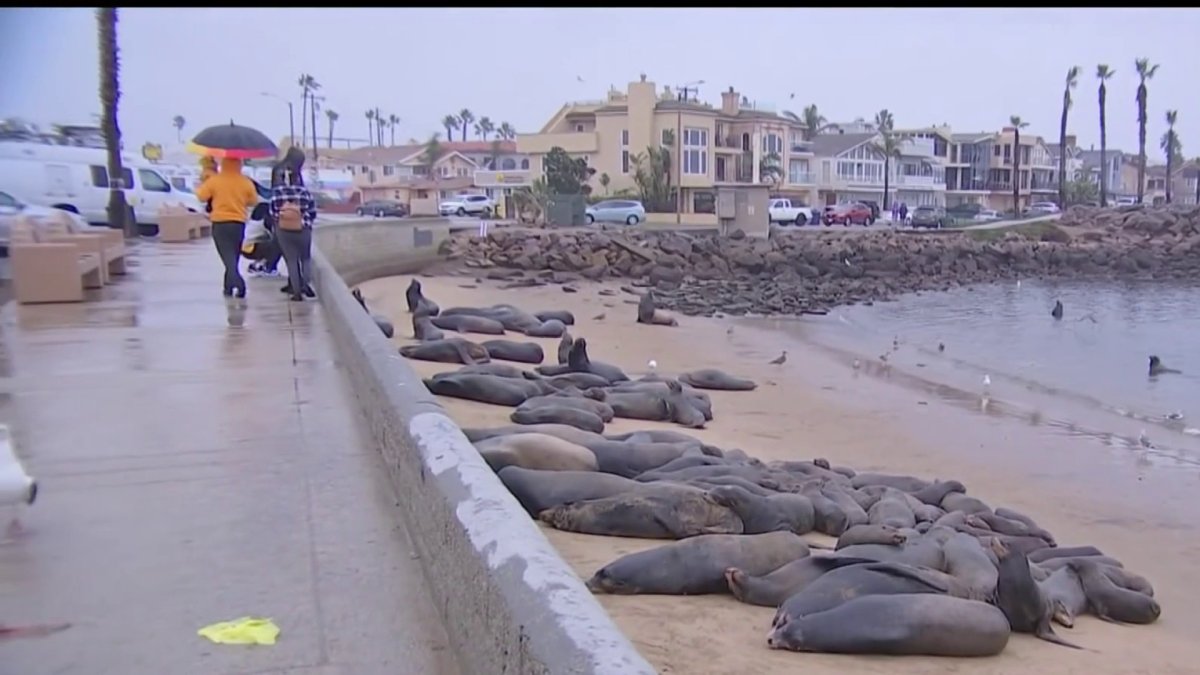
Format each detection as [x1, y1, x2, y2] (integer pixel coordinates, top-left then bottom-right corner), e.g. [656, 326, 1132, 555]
[0, 142, 204, 226]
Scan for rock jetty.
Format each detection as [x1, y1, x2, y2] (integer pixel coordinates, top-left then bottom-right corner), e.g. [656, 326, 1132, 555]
[439, 205, 1200, 317]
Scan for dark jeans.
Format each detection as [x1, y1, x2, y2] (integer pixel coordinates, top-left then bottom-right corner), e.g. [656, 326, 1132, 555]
[276, 228, 312, 296]
[212, 221, 246, 294]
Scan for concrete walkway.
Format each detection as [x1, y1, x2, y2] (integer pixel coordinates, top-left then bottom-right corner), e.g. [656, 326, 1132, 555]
[0, 241, 458, 674]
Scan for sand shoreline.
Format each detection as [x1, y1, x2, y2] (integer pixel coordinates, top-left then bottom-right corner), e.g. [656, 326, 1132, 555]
[361, 272, 1198, 674]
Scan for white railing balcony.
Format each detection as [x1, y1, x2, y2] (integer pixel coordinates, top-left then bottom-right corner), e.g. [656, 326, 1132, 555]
[896, 174, 945, 187]
[787, 171, 815, 184]
[837, 174, 885, 186]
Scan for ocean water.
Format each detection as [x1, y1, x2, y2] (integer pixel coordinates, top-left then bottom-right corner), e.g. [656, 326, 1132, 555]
[797, 278, 1200, 467]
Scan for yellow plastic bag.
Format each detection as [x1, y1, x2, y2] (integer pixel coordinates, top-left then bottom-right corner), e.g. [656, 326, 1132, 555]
[197, 616, 280, 645]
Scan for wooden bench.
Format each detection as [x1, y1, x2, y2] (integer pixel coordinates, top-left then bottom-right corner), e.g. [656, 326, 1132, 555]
[157, 205, 211, 242]
[41, 211, 128, 284]
[9, 217, 104, 304]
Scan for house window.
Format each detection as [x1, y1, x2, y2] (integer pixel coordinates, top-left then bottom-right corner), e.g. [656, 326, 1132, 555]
[416, 190, 428, 199]
[394, 191, 401, 199]
[368, 170, 376, 183]
[360, 165, 369, 173]
[575, 123, 585, 132]
[683, 127, 708, 175]
[993, 145, 1000, 157]
[621, 129, 630, 174]
[520, 158, 530, 169]
[382, 165, 394, 176]
[762, 133, 782, 156]
[457, 168, 469, 177]
[693, 191, 716, 214]
[439, 166, 451, 178]
[413, 166, 428, 175]
[662, 129, 672, 146]
[502, 158, 516, 170]
[348, 166, 355, 175]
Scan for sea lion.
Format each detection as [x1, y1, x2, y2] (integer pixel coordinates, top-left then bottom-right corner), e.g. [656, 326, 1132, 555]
[1037, 566, 1089, 628]
[438, 305, 541, 332]
[708, 485, 816, 535]
[596, 390, 672, 422]
[850, 473, 930, 492]
[405, 278, 440, 315]
[773, 561, 952, 622]
[567, 337, 629, 383]
[543, 371, 609, 390]
[534, 309, 575, 325]
[609, 381, 714, 421]
[431, 314, 507, 336]
[444, 363, 529, 379]
[423, 373, 554, 407]
[1037, 555, 1125, 571]
[942, 532, 1000, 600]
[967, 511, 1036, 538]
[836, 524, 907, 550]
[1028, 545, 1104, 563]
[400, 338, 490, 365]
[586, 531, 813, 596]
[585, 440, 701, 477]
[819, 487, 869, 527]
[801, 487, 851, 536]
[481, 339, 545, 364]
[836, 528, 951, 570]
[725, 555, 879, 607]
[990, 538, 1080, 648]
[678, 368, 757, 391]
[510, 405, 605, 433]
[664, 380, 707, 428]
[867, 489, 917, 529]
[994, 507, 1058, 545]
[940, 492, 992, 515]
[523, 319, 567, 338]
[1099, 565, 1154, 597]
[767, 594, 1011, 657]
[517, 394, 614, 422]
[1068, 559, 1161, 624]
[1148, 355, 1181, 376]
[475, 433, 599, 472]
[539, 489, 743, 539]
[462, 423, 604, 448]
[909, 480, 966, 506]
[636, 291, 679, 327]
[1051, 299, 1063, 320]
[412, 310, 446, 341]
[556, 332, 573, 364]
[496, 466, 645, 515]
[351, 288, 396, 338]
[687, 476, 776, 497]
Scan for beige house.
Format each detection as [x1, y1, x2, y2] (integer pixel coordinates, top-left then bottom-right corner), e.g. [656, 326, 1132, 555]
[517, 76, 818, 219]
[945, 128, 1058, 211]
[337, 140, 531, 215]
[1144, 161, 1199, 205]
[808, 127, 950, 208]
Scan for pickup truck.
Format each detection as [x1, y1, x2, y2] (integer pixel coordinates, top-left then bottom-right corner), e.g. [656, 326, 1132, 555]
[768, 198, 814, 225]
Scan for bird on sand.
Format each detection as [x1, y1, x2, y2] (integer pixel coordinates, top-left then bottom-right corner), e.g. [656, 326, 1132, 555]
[769, 351, 788, 365]
[647, 359, 658, 371]
[982, 374, 992, 393]
[727, 326, 735, 336]
[852, 359, 862, 370]
[0, 424, 37, 537]
[1051, 300, 1064, 320]
[938, 342, 946, 353]
[892, 335, 900, 351]
[1138, 429, 1154, 449]
[592, 312, 606, 321]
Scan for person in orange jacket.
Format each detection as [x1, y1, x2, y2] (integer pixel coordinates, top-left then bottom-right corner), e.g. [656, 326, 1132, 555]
[194, 157, 258, 298]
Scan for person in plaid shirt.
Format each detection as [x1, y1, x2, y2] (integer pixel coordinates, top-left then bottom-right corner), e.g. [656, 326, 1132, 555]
[268, 156, 317, 301]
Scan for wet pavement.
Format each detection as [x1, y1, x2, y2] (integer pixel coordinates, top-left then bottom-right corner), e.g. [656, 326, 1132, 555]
[0, 241, 458, 674]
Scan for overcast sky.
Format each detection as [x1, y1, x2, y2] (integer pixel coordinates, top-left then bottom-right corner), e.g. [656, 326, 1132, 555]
[1, 8, 1196, 158]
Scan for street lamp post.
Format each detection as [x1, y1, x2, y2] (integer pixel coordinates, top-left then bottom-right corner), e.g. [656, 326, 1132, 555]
[260, 92, 294, 146]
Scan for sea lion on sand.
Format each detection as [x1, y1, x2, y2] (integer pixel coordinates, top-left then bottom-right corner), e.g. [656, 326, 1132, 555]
[1038, 566, 1089, 628]
[431, 314, 507, 336]
[836, 530, 950, 571]
[909, 479, 966, 506]
[1051, 299, 1064, 320]
[475, 433, 598, 472]
[567, 338, 629, 382]
[517, 395, 614, 422]
[556, 332, 573, 364]
[609, 381, 714, 421]
[585, 440, 700, 477]
[637, 292, 679, 327]
[1148, 355, 1181, 376]
[995, 507, 1058, 545]
[607, 429, 718, 453]
[1069, 559, 1161, 624]
[819, 487, 869, 527]
[439, 305, 540, 332]
[1099, 565, 1154, 597]
[586, 531, 812, 596]
[405, 279, 440, 315]
[942, 532, 1000, 600]
[709, 485, 816, 535]
[539, 490, 743, 539]
[546, 371, 610, 390]
[1037, 555, 1125, 571]
[801, 487, 851, 536]
[523, 319, 567, 338]
[1028, 545, 1104, 563]
[412, 309, 445, 341]
[773, 561, 952, 622]
[725, 555, 880, 607]
[510, 405, 605, 433]
[940, 492, 992, 515]
[990, 538, 1081, 648]
[481, 339, 545, 364]
[400, 338, 490, 365]
[867, 490, 917, 529]
[444, 363, 529, 379]
[534, 309, 575, 325]
[664, 380, 708, 428]
[687, 476, 776, 497]
[767, 594, 1011, 657]
[596, 390, 672, 422]
[836, 524, 907, 550]
[463, 423, 603, 448]
[678, 368, 757, 391]
[497, 466, 645, 515]
[967, 511, 1035, 538]
[850, 473, 930, 492]
[423, 373, 554, 407]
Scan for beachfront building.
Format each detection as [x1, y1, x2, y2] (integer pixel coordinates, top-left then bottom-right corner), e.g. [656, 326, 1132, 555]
[1144, 161, 1199, 206]
[517, 76, 815, 222]
[945, 127, 1058, 211]
[805, 128, 948, 209]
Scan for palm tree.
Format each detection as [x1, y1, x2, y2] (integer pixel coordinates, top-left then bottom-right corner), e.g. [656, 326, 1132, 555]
[1161, 110, 1180, 204]
[96, 8, 132, 237]
[496, 121, 516, 141]
[298, 73, 317, 148]
[475, 116, 494, 141]
[874, 109, 899, 210]
[1058, 66, 1080, 208]
[422, 132, 444, 197]
[1010, 115, 1030, 214]
[458, 109, 475, 142]
[442, 114, 459, 143]
[325, 109, 338, 148]
[388, 114, 399, 146]
[1096, 64, 1114, 206]
[801, 104, 831, 141]
[172, 114, 186, 143]
[365, 110, 375, 146]
[307, 85, 321, 160]
[1135, 58, 1160, 204]
[599, 172, 611, 195]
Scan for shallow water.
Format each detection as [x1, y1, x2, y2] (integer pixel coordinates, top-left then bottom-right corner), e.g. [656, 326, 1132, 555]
[770, 279, 1200, 468]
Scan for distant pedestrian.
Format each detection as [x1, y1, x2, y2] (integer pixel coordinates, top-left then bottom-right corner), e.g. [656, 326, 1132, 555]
[194, 158, 259, 298]
[269, 153, 318, 302]
[891, 201, 899, 222]
[899, 202, 909, 223]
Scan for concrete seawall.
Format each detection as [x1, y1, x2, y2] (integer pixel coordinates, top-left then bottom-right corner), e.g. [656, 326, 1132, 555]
[311, 217, 655, 675]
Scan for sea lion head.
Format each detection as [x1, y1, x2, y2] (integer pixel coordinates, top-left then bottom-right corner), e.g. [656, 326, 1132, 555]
[812, 457, 832, 470]
[666, 379, 684, 395]
[583, 387, 608, 401]
[585, 567, 636, 595]
[988, 536, 1012, 559]
[408, 278, 422, 292]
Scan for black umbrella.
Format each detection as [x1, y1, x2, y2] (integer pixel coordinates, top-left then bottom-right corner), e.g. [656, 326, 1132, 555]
[188, 121, 278, 160]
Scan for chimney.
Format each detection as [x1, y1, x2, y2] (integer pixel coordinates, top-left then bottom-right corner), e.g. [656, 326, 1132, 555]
[721, 87, 740, 115]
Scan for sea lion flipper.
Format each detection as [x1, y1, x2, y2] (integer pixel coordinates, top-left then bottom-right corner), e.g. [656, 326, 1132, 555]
[1034, 618, 1084, 649]
[861, 561, 951, 593]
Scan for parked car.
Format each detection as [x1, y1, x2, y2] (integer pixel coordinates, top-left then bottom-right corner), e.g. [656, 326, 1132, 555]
[823, 202, 873, 226]
[439, 194, 495, 217]
[767, 198, 814, 225]
[973, 209, 1002, 221]
[586, 199, 645, 225]
[859, 200, 881, 221]
[356, 200, 408, 217]
[909, 205, 953, 229]
[1027, 201, 1061, 215]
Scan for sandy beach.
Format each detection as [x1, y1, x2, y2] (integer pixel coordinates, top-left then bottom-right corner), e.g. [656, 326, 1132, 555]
[359, 272, 1200, 674]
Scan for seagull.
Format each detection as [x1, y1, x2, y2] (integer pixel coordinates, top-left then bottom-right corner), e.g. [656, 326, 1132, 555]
[938, 342, 946, 353]
[1138, 429, 1154, 449]
[592, 312, 606, 321]
[789, 92, 796, 99]
[647, 359, 658, 371]
[576, 75, 585, 83]
[1016, 279, 1022, 289]
[879, 353, 889, 364]
[769, 351, 788, 365]
[892, 335, 900, 351]
[852, 359, 861, 370]
[1166, 411, 1185, 421]
[982, 374, 992, 392]
[0, 425, 37, 537]
[727, 326, 735, 336]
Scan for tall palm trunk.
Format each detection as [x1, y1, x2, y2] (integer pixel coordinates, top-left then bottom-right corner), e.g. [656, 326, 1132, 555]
[1012, 128, 1021, 213]
[97, 8, 133, 237]
[310, 98, 318, 163]
[1165, 148, 1173, 204]
[327, 119, 335, 149]
[300, 89, 308, 149]
[1136, 85, 1148, 204]
[1098, 82, 1108, 206]
[882, 156, 891, 211]
[390, 125, 396, 146]
[1058, 92, 1070, 207]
